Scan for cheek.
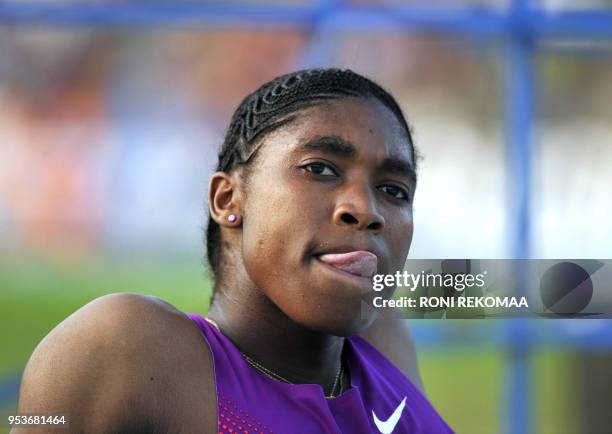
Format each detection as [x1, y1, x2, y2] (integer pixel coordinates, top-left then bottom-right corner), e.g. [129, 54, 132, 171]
[240, 180, 325, 287]
[388, 212, 414, 268]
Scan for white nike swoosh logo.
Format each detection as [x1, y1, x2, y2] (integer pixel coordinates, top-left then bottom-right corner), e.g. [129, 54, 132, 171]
[372, 397, 407, 434]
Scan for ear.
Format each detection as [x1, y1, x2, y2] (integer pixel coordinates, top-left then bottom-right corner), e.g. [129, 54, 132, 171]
[208, 171, 243, 227]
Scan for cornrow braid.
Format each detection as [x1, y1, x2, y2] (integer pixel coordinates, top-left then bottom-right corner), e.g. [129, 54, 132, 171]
[206, 68, 415, 287]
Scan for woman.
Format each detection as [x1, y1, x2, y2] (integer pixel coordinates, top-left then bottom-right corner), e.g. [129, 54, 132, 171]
[15, 68, 453, 434]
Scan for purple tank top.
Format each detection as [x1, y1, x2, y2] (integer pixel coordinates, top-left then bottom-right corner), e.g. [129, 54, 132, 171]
[187, 312, 453, 434]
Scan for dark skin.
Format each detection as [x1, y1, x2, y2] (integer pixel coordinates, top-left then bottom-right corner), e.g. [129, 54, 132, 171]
[13, 97, 422, 434]
[207, 96, 416, 393]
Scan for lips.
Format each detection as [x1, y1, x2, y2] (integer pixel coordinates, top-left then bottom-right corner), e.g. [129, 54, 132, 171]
[317, 250, 378, 278]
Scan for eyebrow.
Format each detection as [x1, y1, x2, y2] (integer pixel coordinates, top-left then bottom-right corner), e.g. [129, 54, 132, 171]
[381, 156, 418, 184]
[301, 135, 357, 158]
[297, 135, 417, 183]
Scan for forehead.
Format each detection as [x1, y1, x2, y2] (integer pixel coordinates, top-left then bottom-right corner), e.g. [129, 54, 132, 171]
[257, 97, 413, 166]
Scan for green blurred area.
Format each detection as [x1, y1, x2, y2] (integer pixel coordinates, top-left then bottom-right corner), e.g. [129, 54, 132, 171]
[0, 255, 578, 434]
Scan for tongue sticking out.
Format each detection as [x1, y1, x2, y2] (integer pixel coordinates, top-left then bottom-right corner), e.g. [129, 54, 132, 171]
[318, 251, 378, 278]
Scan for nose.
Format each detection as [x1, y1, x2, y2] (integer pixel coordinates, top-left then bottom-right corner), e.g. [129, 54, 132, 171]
[332, 183, 385, 233]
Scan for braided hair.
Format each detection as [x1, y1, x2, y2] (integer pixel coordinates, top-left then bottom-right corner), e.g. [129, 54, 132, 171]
[206, 68, 416, 284]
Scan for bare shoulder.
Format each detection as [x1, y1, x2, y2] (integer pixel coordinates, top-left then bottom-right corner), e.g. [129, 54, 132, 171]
[360, 313, 425, 393]
[15, 292, 216, 433]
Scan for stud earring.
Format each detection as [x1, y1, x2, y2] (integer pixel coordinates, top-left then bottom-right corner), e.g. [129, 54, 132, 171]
[228, 214, 237, 223]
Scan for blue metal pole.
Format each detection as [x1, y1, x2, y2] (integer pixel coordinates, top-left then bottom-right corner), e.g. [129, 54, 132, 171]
[504, 1, 534, 433]
[507, 5, 534, 262]
[2, 3, 612, 40]
[296, 0, 344, 69]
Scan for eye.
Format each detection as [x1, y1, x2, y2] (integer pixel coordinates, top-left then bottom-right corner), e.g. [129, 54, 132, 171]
[379, 185, 410, 202]
[303, 162, 338, 177]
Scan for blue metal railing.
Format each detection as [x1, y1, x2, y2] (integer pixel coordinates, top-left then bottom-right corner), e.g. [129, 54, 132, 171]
[0, 3, 611, 37]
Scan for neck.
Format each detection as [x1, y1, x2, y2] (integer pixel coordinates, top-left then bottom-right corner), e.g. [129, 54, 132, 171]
[206, 283, 346, 394]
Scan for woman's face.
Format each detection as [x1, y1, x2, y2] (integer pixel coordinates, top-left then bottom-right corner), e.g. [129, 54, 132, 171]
[240, 97, 415, 335]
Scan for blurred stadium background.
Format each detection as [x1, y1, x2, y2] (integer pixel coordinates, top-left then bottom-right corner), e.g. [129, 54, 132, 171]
[1, 0, 612, 433]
